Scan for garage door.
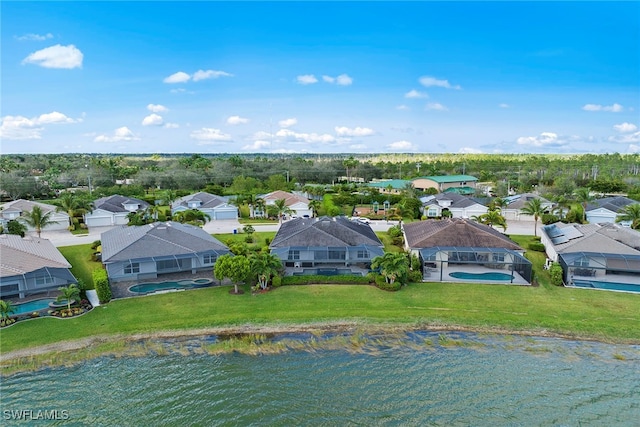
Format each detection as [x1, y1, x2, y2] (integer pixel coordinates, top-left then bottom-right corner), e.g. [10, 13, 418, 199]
[587, 214, 613, 224]
[214, 210, 237, 220]
[87, 216, 112, 227]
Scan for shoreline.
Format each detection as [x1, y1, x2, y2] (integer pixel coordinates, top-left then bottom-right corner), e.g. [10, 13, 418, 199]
[2, 320, 637, 364]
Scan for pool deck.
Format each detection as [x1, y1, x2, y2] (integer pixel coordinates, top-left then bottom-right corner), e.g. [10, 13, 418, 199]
[425, 264, 530, 285]
[111, 272, 226, 299]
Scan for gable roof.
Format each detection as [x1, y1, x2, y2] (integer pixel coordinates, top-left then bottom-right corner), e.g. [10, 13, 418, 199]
[261, 190, 309, 206]
[101, 221, 229, 262]
[403, 218, 522, 249]
[0, 199, 67, 217]
[414, 175, 478, 183]
[586, 196, 637, 213]
[0, 234, 71, 277]
[93, 195, 149, 213]
[543, 222, 640, 255]
[173, 192, 228, 209]
[503, 193, 553, 210]
[422, 193, 485, 209]
[270, 216, 383, 248]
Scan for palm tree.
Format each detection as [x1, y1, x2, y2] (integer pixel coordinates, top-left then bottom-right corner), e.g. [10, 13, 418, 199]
[371, 252, 409, 285]
[19, 205, 55, 238]
[551, 195, 570, 220]
[520, 198, 545, 236]
[57, 284, 80, 313]
[161, 189, 178, 208]
[489, 197, 509, 212]
[0, 299, 16, 321]
[573, 187, 594, 223]
[274, 199, 293, 223]
[253, 197, 266, 218]
[249, 252, 283, 290]
[55, 192, 92, 228]
[173, 209, 211, 226]
[308, 199, 322, 218]
[616, 203, 640, 229]
[475, 209, 507, 231]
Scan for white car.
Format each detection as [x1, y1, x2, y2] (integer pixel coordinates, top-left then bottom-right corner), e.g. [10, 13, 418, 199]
[352, 217, 371, 224]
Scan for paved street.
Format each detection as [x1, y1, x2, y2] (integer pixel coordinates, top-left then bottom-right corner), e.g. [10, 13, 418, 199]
[36, 218, 537, 248]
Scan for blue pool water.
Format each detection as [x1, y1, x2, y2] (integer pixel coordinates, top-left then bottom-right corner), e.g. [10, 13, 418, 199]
[449, 272, 513, 281]
[572, 279, 640, 293]
[13, 298, 56, 315]
[129, 279, 213, 294]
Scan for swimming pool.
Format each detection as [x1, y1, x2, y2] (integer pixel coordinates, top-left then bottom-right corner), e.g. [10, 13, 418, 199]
[129, 278, 213, 294]
[572, 279, 640, 294]
[449, 272, 513, 281]
[13, 298, 56, 315]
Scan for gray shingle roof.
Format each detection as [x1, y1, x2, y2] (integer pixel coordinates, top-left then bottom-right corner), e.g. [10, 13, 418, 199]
[0, 199, 64, 216]
[270, 216, 382, 248]
[0, 234, 71, 277]
[101, 221, 229, 262]
[586, 196, 637, 213]
[403, 218, 522, 250]
[173, 192, 227, 209]
[422, 193, 483, 209]
[93, 195, 149, 213]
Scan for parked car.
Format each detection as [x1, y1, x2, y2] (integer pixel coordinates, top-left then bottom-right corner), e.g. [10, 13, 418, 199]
[352, 217, 371, 224]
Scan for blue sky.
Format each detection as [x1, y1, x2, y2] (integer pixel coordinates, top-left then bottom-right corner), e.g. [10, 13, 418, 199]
[1, 1, 639, 154]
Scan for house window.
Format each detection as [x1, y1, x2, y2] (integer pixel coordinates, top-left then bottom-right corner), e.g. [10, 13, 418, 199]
[156, 259, 179, 271]
[427, 208, 438, 217]
[124, 263, 140, 274]
[573, 257, 589, 267]
[203, 254, 216, 264]
[288, 250, 300, 260]
[357, 249, 369, 259]
[35, 276, 54, 286]
[492, 253, 505, 262]
[328, 250, 345, 260]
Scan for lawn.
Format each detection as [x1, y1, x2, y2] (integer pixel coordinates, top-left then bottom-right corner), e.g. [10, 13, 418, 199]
[58, 244, 103, 289]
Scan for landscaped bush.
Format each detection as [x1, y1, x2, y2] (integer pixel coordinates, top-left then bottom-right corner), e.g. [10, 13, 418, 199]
[408, 270, 423, 283]
[528, 242, 546, 252]
[374, 275, 401, 291]
[91, 240, 101, 250]
[550, 263, 564, 286]
[93, 268, 112, 303]
[282, 275, 370, 286]
[271, 276, 282, 288]
[542, 214, 559, 225]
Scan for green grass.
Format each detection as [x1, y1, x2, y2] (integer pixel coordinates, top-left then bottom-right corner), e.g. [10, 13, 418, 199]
[58, 244, 103, 289]
[2, 281, 639, 353]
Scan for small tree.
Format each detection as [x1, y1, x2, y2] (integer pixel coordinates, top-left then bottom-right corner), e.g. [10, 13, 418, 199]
[371, 252, 409, 286]
[249, 252, 283, 290]
[214, 254, 249, 294]
[274, 199, 293, 223]
[57, 284, 80, 313]
[0, 299, 16, 321]
[6, 220, 27, 237]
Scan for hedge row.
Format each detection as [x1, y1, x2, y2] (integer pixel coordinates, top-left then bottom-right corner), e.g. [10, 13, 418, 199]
[282, 275, 371, 286]
[92, 269, 112, 303]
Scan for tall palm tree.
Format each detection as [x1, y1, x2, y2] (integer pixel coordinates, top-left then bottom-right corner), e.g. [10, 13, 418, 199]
[20, 205, 55, 238]
[274, 199, 293, 223]
[489, 197, 509, 212]
[573, 187, 594, 223]
[249, 252, 283, 290]
[55, 192, 92, 227]
[371, 252, 409, 285]
[616, 203, 640, 229]
[308, 199, 322, 218]
[57, 284, 80, 313]
[475, 209, 507, 231]
[551, 194, 570, 221]
[254, 197, 266, 218]
[520, 198, 545, 236]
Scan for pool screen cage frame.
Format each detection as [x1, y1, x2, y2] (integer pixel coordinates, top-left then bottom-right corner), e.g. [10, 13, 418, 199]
[418, 246, 532, 283]
[559, 251, 640, 284]
[271, 245, 385, 268]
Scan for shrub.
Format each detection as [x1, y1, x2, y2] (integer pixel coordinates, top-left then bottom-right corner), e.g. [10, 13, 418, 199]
[542, 214, 559, 225]
[550, 263, 564, 286]
[408, 270, 423, 283]
[265, 237, 272, 246]
[93, 269, 112, 303]
[91, 240, 101, 250]
[244, 235, 254, 243]
[528, 242, 546, 252]
[282, 275, 370, 286]
[271, 276, 282, 288]
[375, 275, 401, 291]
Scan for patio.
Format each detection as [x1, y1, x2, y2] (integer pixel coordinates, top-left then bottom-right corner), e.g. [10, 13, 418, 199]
[424, 263, 529, 285]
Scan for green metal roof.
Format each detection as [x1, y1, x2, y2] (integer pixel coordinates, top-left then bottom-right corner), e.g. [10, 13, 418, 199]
[367, 179, 410, 189]
[414, 175, 478, 183]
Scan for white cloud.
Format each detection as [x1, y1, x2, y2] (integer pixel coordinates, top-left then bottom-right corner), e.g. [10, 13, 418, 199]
[278, 118, 297, 128]
[147, 104, 168, 113]
[396, 105, 410, 111]
[613, 122, 637, 133]
[94, 126, 139, 143]
[164, 71, 191, 83]
[227, 115, 249, 125]
[296, 74, 318, 85]
[142, 114, 164, 126]
[192, 69, 233, 81]
[582, 103, 624, 112]
[499, 103, 510, 109]
[252, 130, 273, 140]
[426, 102, 448, 111]
[335, 74, 353, 86]
[22, 44, 83, 69]
[334, 126, 375, 137]
[629, 144, 640, 153]
[0, 111, 79, 140]
[322, 75, 334, 83]
[458, 147, 483, 154]
[608, 130, 640, 144]
[16, 33, 53, 41]
[386, 140, 416, 151]
[276, 128, 335, 143]
[243, 140, 271, 150]
[405, 89, 428, 99]
[164, 123, 179, 129]
[516, 132, 570, 148]
[419, 76, 461, 90]
[190, 128, 232, 143]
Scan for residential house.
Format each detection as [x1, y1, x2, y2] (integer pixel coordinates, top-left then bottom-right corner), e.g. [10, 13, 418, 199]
[501, 193, 554, 221]
[367, 179, 411, 195]
[269, 216, 384, 275]
[0, 234, 76, 299]
[261, 190, 312, 218]
[171, 192, 238, 220]
[0, 199, 70, 232]
[541, 222, 640, 287]
[84, 195, 150, 228]
[585, 196, 638, 225]
[403, 218, 532, 284]
[420, 193, 488, 219]
[101, 221, 231, 282]
[411, 175, 478, 194]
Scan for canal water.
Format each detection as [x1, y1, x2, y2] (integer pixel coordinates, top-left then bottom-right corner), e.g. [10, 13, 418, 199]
[2, 331, 639, 426]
